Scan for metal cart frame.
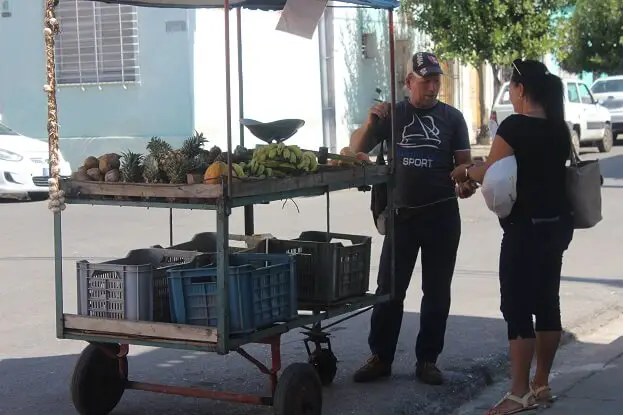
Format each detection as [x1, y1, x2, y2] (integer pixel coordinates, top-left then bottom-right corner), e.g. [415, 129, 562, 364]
[43, 0, 400, 413]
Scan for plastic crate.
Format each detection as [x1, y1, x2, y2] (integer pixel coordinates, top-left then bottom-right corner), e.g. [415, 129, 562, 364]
[151, 232, 272, 253]
[77, 248, 212, 322]
[253, 232, 372, 304]
[167, 253, 298, 334]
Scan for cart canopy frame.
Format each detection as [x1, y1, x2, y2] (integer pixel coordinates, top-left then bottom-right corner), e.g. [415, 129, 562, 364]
[81, 0, 400, 10]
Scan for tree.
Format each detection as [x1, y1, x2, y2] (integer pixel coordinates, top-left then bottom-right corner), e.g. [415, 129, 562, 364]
[555, 0, 623, 75]
[400, 0, 570, 143]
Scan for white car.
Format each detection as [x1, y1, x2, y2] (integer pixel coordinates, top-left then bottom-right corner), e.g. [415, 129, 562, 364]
[489, 79, 614, 153]
[591, 75, 623, 141]
[0, 121, 72, 200]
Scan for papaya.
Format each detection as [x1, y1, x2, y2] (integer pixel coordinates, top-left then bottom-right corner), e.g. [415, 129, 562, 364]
[203, 161, 230, 184]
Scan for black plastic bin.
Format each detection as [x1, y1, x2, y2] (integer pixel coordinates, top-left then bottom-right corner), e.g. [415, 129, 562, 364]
[253, 231, 372, 304]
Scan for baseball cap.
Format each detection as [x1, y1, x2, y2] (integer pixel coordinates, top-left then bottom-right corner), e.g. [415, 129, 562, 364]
[408, 52, 444, 77]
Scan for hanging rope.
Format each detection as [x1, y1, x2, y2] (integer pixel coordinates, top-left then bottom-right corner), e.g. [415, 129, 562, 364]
[44, 0, 65, 213]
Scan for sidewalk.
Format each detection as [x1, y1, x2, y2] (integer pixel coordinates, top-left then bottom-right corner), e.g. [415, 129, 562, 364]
[454, 309, 623, 415]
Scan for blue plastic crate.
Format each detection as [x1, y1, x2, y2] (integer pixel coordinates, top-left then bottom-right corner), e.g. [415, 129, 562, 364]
[167, 253, 298, 334]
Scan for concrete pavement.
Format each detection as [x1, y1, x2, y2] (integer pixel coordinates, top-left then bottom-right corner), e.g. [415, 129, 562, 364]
[453, 310, 623, 415]
[0, 145, 622, 414]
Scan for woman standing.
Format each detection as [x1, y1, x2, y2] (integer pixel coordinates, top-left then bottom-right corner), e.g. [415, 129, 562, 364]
[451, 59, 574, 414]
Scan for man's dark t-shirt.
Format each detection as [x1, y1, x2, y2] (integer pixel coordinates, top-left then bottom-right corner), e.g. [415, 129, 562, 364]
[375, 99, 471, 208]
[496, 114, 571, 222]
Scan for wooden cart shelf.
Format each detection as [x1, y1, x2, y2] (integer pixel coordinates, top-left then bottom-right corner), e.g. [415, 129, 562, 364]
[60, 165, 390, 209]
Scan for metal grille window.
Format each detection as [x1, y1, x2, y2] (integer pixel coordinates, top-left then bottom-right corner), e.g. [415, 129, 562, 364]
[54, 0, 140, 85]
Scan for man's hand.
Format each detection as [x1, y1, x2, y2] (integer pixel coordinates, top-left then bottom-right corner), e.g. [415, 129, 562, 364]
[367, 102, 391, 125]
[455, 181, 478, 199]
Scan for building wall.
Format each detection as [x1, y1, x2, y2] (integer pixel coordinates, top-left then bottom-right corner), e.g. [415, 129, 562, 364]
[194, 7, 479, 153]
[0, 1, 194, 167]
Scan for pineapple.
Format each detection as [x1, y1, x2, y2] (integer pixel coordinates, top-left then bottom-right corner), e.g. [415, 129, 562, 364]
[119, 150, 144, 183]
[142, 154, 161, 183]
[180, 131, 207, 160]
[146, 136, 173, 162]
[161, 150, 191, 184]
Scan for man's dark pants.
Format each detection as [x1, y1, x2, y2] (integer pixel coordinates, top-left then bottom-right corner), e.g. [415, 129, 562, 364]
[368, 198, 461, 365]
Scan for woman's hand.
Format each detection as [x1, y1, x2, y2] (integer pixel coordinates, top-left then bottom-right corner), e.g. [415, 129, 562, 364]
[451, 163, 473, 183]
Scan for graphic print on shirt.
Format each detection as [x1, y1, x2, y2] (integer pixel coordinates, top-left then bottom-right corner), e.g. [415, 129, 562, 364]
[397, 113, 443, 168]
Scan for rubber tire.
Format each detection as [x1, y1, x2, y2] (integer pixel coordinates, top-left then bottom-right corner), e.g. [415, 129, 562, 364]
[571, 129, 581, 154]
[70, 344, 128, 415]
[308, 349, 338, 386]
[273, 363, 323, 415]
[597, 124, 613, 153]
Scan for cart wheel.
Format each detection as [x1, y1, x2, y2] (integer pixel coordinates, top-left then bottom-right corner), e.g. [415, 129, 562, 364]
[70, 343, 128, 415]
[308, 348, 337, 386]
[273, 363, 322, 415]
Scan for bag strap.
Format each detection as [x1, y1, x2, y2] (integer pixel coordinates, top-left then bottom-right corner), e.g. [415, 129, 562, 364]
[567, 124, 581, 166]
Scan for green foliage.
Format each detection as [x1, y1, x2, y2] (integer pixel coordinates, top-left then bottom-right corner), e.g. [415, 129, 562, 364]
[400, 0, 571, 68]
[555, 0, 623, 74]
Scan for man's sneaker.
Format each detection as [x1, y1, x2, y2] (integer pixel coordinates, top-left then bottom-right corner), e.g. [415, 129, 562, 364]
[353, 355, 392, 383]
[415, 361, 444, 385]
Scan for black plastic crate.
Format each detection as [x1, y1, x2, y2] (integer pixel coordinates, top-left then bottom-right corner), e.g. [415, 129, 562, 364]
[253, 232, 372, 304]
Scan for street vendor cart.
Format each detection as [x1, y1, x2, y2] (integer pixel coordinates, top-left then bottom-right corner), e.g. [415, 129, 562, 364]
[43, 0, 400, 413]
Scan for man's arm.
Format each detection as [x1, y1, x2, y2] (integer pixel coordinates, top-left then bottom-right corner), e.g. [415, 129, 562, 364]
[350, 122, 378, 154]
[350, 102, 391, 153]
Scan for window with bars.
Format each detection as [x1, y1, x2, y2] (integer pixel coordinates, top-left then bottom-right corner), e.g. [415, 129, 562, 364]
[54, 0, 140, 85]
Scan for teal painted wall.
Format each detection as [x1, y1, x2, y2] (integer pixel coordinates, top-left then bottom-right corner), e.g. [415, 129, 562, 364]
[0, 1, 195, 167]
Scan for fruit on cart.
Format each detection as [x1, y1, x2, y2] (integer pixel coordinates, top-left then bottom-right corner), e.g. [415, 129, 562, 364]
[104, 168, 121, 182]
[245, 144, 318, 178]
[83, 156, 99, 170]
[120, 150, 144, 183]
[86, 167, 103, 181]
[161, 149, 192, 184]
[207, 145, 222, 163]
[72, 166, 92, 181]
[204, 161, 228, 184]
[98, 153, 121, 174]
[142, 154, 161, 183]
[146, 136, 173, 182]
[338, 147, 357, 166]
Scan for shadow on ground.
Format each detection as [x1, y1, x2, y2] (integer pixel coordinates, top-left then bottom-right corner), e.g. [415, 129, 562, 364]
[0, 312, 510, 415]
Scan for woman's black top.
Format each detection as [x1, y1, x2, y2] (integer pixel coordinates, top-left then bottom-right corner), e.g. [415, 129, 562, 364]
[496, 114, 571, 223]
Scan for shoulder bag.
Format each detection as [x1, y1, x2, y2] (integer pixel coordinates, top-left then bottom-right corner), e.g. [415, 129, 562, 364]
[566, 140, 603, 229]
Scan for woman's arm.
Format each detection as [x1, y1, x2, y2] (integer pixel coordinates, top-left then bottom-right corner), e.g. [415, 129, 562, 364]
[450, 135, 514, 184]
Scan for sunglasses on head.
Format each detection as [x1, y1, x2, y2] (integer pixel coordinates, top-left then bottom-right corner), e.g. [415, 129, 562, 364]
[512, 59, 523, 76]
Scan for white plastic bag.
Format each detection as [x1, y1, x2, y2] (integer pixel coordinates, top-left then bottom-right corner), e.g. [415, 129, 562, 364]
[481, 155, 517, 218]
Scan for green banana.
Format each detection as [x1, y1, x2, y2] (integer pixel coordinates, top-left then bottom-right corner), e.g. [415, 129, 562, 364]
[289, 145, 303, 160]
[257, 164, 265, 176]
[265, 167, 273, 177]
[282, 148, 291, 160]
[268, 148, 278, 159]
[289, 152, 298, 164]
[232, 163, 245, 177]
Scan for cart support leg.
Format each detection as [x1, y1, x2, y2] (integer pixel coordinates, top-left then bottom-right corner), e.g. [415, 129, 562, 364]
[235, 335, 282, 394]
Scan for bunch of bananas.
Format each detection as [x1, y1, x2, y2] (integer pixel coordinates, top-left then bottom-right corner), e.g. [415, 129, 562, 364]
[243, 143, 319, 179]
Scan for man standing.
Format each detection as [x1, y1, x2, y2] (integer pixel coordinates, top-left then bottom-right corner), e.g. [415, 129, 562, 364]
[351, 52, 475, 385]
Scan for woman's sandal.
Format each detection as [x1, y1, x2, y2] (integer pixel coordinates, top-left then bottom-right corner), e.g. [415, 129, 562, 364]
[484, 391, 539, 415]
[530, 381, 557, 406]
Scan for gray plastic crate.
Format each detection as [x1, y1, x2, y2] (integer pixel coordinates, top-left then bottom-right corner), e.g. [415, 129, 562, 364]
[77, 248, 211, 322]
[151, 232, 263, 253]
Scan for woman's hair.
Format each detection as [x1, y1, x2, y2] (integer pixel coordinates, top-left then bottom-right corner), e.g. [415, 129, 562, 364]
[511, 59, 565, 122]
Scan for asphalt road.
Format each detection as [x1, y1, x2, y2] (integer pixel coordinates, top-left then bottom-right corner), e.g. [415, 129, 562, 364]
[1, 145, 622, 415]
